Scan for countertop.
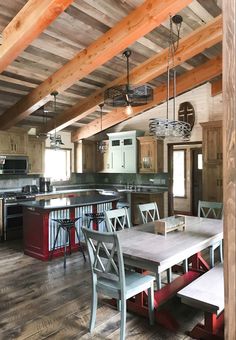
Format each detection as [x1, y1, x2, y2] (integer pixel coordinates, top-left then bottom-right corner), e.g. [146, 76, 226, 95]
[21, 192, 120, 210]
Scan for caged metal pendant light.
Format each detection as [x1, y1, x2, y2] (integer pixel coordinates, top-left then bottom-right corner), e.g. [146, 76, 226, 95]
[50, 91, 64, 150]
[149, 15, 192, 140]
[97, 103, 108, 154]
[104, 49, 153, 115]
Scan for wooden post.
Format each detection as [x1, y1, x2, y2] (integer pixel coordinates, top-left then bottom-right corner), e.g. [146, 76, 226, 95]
[223, 1, 236, 339]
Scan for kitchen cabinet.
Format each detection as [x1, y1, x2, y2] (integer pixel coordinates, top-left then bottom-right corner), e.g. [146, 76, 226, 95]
[96, 140, 110, 172]
[137, 136, 163, 173]
[201, 121, 223, 202]
[131, 192, 165, 224]
[28, 136, 45, 174]
[107, 131, 141, 173]
[0, 129, 28, 155]
[75, 140, 96, 173]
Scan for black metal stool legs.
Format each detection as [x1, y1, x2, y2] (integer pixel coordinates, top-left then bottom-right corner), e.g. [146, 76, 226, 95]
[50, 225, 61, 261]
[74, 226, 86, 262]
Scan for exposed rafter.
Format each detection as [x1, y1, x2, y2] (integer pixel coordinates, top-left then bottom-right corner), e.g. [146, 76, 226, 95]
[211, 78, 222, 96]
[72, 55, 222, 141]
[0, 0, 192, 130]
[43, 14, 222, 134]
[0, 0, 74, 73]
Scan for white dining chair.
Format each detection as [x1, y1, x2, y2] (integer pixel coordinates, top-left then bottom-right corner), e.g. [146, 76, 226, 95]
[104, 207, 132, 232]
[138, 202, 160, 224]
[198, 200, 223, 267]
[82, 227, 155, 340]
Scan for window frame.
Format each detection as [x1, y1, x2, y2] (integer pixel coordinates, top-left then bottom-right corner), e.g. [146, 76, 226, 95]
[44, 147, 72, 182]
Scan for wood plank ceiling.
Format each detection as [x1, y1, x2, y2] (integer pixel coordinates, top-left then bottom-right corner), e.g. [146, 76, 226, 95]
[0, 0, 222, 141]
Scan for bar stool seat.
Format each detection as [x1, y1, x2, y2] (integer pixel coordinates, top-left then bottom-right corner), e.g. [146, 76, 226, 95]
[50, 217, 86, 268]
[85, 212, 105, 229]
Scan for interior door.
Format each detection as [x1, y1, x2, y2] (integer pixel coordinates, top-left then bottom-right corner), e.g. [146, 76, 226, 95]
[192, 148, 202, 215]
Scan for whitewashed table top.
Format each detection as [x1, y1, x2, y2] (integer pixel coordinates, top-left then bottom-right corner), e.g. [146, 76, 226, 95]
[117, 216, 223, 272]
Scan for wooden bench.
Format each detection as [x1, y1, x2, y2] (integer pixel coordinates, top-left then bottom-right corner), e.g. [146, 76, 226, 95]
[177, 264, 224, 339]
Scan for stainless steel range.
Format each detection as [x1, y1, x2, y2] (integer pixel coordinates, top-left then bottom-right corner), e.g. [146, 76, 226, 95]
[1, 192, 36, 241]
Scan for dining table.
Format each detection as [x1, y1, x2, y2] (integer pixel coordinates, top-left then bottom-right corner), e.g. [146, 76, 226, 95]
[116, 215, 223, 330]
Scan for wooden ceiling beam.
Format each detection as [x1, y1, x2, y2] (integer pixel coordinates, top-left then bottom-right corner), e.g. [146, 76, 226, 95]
[0, 0, 192, 130]
[211, 78, 222, 96]
[0, 0, 74, 73]
[72, 55, 222, 141]
[43, 14, 222, 133]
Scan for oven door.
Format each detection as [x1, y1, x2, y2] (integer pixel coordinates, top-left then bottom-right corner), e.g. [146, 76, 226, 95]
[3, 202, 23, 240]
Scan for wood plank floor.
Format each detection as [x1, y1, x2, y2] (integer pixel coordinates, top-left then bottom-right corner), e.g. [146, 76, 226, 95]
[0, 241, 204, 340]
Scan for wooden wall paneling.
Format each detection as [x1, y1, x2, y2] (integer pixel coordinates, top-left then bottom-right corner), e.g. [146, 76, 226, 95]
[42, 15, 223, 133]
[223, 1, 236, 339]
[0, 0, 192, 130]
[0, 0, 74, 73]
[72, 56, 222, 141]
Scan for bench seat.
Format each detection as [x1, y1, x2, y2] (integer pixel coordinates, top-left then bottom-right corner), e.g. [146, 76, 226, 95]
[178, 264, 224, 339]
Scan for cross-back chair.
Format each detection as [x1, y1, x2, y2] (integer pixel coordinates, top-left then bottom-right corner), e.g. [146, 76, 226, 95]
[198, 200, 223, 267]
[82, 227, 155, 340]
[138, 202, 160, 224]
[104, 207, 132, 232]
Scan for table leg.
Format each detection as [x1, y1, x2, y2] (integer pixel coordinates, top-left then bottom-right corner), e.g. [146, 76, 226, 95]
[188, 311, 224, 339]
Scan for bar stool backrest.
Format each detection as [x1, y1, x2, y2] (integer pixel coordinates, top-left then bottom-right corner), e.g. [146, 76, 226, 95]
[138, 202, 160, 224]
[104, 208, 131, 232]
[198, 200, 223, 219]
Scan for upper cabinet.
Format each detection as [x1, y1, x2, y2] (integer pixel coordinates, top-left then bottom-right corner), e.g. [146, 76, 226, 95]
[96, 140, 110, 172]
[0, 129, 28, 155]
[201, 120, 223, 202]
[137, 136, 163, 173]
[28, 136, 45, 174]
[107, 131, 141, 173]
[75, 140, 96, 173]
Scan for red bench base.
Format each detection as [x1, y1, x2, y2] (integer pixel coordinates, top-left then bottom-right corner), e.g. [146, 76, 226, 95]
[187, 311, 224, 339]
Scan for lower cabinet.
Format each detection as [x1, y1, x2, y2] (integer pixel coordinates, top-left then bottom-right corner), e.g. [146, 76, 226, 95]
[28, 136, 45, 174]
[131, 193, 164, 225]
[202, 163, 223, 202]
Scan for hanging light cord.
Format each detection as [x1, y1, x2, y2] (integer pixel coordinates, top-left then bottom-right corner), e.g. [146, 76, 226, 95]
[166, 15, 182, 121]
[99, 103, 104, 131]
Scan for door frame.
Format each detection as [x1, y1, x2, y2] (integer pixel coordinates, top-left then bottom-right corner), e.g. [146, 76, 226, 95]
[168, 141, 202, 216]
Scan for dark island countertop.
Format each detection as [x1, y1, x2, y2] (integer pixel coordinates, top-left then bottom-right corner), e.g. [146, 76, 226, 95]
[21, 192, 120, 210]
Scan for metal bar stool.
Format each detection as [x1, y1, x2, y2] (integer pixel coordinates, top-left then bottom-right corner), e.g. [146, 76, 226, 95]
[50, 217, 86, 268]
[84, 212, 105, 230]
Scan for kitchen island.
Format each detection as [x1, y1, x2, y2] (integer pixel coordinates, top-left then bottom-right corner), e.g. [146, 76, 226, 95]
[21, 191, 119, 261]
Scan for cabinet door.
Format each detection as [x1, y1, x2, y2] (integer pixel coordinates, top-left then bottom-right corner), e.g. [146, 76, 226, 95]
[96, 141, 110, 172]
[202, 163, 223, 202]
[202, 126, 222, 163]
[83, 143, 95, 172]
[28, 137, 45, 174]
[10, 133, 27, 155]
[110, 148, 122, 172]
[139, 141, 154, 172]
[0, 132, 12, 154]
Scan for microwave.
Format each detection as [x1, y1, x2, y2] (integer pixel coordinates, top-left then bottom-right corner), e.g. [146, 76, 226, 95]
[0, 156, 28, 175]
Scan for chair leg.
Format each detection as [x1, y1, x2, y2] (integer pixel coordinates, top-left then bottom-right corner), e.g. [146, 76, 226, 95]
[74, 226, 86, 262]
[63, 229, 69, 269]
[89, 284, 98, 332]
[219, 241, 223, 263]
[183, 258, 188, 273]
[210, 246, 214, 268]
[117, 299, 121, 312]
[50, 226, 61, 260]
[68, 227, 72, 255]
[148, 284, 155, 326]
[167, 268, 172, 283]
[156, 273, 162, 290]
[120, 297, 126, 340]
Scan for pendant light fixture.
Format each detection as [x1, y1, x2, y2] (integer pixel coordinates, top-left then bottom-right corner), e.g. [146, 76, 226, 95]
[104, 49, 153, 114]
[149, 15, 192, 140]
[50, 91, 64, 150]
[97, 103, 108, 154]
